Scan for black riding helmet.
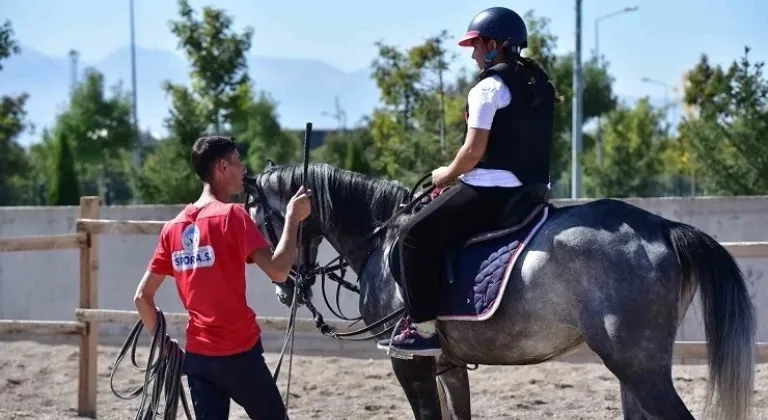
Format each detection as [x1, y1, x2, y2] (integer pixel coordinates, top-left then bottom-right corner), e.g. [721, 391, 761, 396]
[458, 7, 528, 50]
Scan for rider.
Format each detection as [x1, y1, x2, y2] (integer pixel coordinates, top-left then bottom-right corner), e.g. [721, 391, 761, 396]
[379, 7, 557, 356]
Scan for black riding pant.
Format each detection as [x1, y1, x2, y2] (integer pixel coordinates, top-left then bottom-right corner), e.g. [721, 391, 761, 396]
[183, 339, 287, 419]
[399, 181, 521, 323]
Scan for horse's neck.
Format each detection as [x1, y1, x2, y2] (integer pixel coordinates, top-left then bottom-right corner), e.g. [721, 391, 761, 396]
[316, 193, 404, 274]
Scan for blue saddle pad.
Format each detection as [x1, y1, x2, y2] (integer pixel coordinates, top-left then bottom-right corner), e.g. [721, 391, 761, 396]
[436, 206, 549, 321]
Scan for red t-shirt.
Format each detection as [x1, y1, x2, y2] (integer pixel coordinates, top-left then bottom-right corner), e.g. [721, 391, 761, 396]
[147, 200, 270, 356]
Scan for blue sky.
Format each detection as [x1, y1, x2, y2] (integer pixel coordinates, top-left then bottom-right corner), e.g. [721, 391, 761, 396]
[4, 0, 767, 104]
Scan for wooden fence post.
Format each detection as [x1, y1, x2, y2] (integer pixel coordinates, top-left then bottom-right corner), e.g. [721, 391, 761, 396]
[77, 196, 100, 418]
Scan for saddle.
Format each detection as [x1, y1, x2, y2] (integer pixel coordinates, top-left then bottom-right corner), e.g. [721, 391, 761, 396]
[412, 182, 551, 246]
[389, 182, 553, 321]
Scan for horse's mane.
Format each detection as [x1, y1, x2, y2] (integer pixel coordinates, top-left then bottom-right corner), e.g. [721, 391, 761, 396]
[255, 163, 409, 239]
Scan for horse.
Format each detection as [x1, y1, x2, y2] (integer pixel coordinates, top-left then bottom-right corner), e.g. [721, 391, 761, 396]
[243, 161, 756, 420]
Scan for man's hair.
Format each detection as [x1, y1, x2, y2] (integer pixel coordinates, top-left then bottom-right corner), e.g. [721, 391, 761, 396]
[190, 135, 239, 182]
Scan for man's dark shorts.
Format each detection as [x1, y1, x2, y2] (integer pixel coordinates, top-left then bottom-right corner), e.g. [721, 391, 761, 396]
[183, 339, 287, 419]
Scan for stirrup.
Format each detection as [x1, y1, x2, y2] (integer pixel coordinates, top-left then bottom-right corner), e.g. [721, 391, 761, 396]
[383, 316, 414, 360]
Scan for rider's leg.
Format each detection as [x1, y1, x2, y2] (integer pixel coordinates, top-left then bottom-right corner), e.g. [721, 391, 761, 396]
[389, 181, 518, 355]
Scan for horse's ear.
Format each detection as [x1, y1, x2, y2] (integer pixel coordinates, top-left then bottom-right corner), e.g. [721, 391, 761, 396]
[264, 159, 276, 170]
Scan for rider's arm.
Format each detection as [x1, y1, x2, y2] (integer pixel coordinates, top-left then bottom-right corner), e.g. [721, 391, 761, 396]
[227, 204, 297, 283]
[447, 128, 490, 177]
[446, 78, 505, 178]
[134, 225, 173, 332]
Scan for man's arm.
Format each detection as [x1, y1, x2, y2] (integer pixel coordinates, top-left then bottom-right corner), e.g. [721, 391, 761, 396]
[247, 218, 300, 283]
[133, 271, 165, 332]
[228, 203, 300, 284]
[134, 226, 172, 332]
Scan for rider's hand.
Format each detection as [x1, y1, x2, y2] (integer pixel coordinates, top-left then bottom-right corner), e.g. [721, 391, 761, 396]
[286, 186, 312, 224]
[431, 166, 455, 189]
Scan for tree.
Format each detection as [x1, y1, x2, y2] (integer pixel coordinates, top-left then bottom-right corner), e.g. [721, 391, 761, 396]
[583, 98, 668, 198]
[134, 0, 296, 203]
[228, 84, 300, 170]
[368, 31, 461, 184]
[40, 67, 136, 203]
[133, 139, 201, 204]
[679, 47, 768, 195]
[522, 11, 617, 191]
[0, 20, 32, 205]
[166, 0, 253, 133]
[46, 133, 80, 205]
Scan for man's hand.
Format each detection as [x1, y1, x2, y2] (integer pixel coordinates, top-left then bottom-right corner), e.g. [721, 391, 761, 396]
[286, 186, 312, 224]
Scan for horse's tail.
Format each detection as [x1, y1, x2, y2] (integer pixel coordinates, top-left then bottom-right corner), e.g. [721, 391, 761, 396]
[666, 221, 756, 420]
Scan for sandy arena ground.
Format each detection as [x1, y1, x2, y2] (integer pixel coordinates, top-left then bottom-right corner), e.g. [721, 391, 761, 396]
[1, 336, 767, 420]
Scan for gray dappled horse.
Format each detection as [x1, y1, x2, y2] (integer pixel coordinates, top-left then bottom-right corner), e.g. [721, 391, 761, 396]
[244, 162, 756, 420]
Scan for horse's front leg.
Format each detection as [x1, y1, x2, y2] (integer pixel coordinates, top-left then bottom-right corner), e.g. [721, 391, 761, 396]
[391, 356, 443, 420]
[436, 355, 471, 420]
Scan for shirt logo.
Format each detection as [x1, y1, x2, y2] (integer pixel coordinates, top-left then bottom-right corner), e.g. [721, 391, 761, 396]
[172, 224, 215, 272]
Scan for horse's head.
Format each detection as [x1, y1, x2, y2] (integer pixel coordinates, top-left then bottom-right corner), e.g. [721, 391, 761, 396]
[243, 160, 324, 308]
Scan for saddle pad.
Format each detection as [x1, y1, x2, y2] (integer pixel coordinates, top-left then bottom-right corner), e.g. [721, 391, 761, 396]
[437, 206, 549, 321]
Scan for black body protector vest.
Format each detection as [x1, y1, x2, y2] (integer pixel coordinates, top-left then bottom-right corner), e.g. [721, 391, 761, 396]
[464, 61, 555, 185]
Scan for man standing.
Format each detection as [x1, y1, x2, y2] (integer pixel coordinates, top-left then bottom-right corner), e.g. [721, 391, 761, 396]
[133, 135, 311, 419]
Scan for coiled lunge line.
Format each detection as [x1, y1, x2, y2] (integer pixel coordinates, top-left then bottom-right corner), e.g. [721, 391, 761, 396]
[110, 309, 193, 420]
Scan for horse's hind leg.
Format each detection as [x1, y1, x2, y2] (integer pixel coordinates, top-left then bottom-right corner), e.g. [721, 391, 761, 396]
[613, 367, 693, 420]
[582, 309, 694, 418]
[391, 357, 443, 420]
[436, 355, 471, 420]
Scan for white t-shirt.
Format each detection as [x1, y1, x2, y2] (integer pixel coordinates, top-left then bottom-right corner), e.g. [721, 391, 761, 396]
[460, 75, 522, 188]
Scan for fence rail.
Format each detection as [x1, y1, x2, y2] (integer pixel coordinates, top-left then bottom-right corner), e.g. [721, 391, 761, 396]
[1, 196, 768, 418]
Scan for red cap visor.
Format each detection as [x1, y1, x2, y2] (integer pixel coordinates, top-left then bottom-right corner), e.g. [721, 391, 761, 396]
[458, 30, 480, 47]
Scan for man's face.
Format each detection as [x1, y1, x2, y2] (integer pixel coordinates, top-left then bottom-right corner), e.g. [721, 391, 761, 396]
[213, 150, 246, 194]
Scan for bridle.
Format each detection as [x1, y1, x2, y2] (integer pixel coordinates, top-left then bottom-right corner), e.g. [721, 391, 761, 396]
[242, 170, 437, 343]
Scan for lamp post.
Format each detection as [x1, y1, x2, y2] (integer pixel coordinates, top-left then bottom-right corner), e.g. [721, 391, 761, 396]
[572, 0, 583, 199]
[594, 5, 639, 166]
[640, 77, 670, 104]
[129, 0, 140, 179]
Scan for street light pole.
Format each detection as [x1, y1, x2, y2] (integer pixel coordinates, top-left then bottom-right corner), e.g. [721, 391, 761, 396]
[572, 0, 583, 199]
[130, 0, 140, 173]
[594, 6, 639, 166]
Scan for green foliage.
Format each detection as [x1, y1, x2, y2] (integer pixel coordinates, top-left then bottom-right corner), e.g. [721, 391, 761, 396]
[679, 47, 768, 195]
[133, 139, 201, 204]
[0, 20, 31, 205]
[168, 0, 253, 132]
[7, 7, 768, 205]
[522, 11, 617, 188]
[368, 30, 461, 183]
[584, 98, 668, 197]
[46, 133, 80, 205]
[134, 0, 296, 203]
[0, 20, 20, 68]
[54, 68, 135, 173]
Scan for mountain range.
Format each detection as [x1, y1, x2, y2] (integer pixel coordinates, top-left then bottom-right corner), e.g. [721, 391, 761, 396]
[2, 44, 674, 147]
[1, 44, 384, 146]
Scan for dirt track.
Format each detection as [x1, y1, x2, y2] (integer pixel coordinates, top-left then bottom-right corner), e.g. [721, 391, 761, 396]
[1, 338, 767, 419]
